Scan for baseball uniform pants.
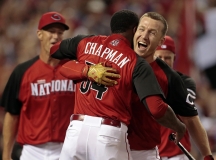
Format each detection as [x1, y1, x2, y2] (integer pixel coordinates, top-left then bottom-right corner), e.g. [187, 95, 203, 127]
[20, 142, 63, 160]
[60, 114, 132, 160]
[131, 146, 160, 160]
[161, 154, 188, 160]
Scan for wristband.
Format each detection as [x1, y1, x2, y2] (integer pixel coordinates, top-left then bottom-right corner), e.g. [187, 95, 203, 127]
[204, 155, 214, 160]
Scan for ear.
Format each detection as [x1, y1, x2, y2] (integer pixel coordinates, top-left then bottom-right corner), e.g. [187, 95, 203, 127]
[133, 26, 137, 34]
[158, 36, 165, 46]
[37, 30, 43, 40]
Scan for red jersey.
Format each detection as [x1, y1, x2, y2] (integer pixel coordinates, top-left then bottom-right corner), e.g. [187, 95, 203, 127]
[51, 34, 165, 125]
[128, 58, 198, 155]
[1, 56, 75, 145]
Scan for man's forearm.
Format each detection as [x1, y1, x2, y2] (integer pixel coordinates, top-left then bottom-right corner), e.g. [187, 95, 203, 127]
[156, 106, 185, 132]
[2, 112, 19, 160]
[180, 115, 212, 157]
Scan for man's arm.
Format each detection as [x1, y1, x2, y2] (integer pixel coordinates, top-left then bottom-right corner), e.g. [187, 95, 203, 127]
[179, 115, 213, 159]
[144, 96, 186, 143]
[2, 112, 19, 160]
[60, 61, 120, 86]
[50, 35, 93, 60]
[133, 56, 186, 143]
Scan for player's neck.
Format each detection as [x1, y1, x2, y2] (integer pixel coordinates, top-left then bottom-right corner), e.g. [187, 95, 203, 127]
[144, 55, 155, 64]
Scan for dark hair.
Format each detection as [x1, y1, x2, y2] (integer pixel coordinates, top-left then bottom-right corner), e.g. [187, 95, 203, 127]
[110, 9, 139, 33]
[141, 12, 168, 36]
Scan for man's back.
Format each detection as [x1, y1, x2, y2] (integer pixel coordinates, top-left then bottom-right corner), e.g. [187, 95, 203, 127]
[60, 34, 161, 125]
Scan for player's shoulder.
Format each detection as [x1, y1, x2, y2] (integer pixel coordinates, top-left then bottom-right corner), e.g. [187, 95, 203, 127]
[76, 34, 96, 41]
[177, 71, 196, 92]
[14, 56, 39, 74]
[154, 58, 177, 75]
[177, 71, 192, 82]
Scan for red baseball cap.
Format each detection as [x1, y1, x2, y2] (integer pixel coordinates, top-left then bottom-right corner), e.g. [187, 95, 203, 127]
[156, 35, 175, 54]
[38, 12, 69, 30]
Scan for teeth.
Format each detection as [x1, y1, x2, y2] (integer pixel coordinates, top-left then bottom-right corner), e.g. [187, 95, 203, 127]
[138, 42, 147, 45]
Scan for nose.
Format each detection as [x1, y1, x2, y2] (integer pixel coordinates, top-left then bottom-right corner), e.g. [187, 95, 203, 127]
[141, 31, 148, 40]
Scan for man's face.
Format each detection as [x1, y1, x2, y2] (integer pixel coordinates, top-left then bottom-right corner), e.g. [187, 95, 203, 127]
[37, 23, 65, 54]
[154, 50, 175, 68]
[133, 17, 164, 61]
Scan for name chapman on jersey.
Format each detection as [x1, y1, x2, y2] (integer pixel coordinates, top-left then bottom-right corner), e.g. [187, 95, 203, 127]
[84, 42, 130, 68]
[31, 80, 75, 96]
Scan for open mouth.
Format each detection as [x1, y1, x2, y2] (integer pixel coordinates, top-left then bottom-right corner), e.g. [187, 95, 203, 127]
[138, 42, 147, 49]
[138, 42, 148, 49]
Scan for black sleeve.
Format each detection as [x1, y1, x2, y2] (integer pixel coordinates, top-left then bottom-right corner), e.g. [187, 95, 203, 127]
[167, 72, 198, 116]
[1, 56, 38, 115]
[1, 67, 23, 115]
[177, 72, 196, 93]
[51, 35, 94, 60]
[132, 55, 165, 102]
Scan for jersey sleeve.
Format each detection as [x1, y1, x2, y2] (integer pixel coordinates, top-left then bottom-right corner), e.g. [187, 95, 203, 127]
[1, 56, 39, 115]
[51, 35, 94, 60]
[178, 72, 196, 94]
[1, 66, 23, 115]
[132, 56, 165, 101]
[60, 60, 88, 80]
[168, 72, 198, 116]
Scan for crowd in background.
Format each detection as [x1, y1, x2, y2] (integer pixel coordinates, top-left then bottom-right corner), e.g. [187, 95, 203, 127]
[0, 0, 216, 159]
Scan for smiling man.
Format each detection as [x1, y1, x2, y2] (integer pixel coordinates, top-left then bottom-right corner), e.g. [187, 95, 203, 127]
[1, 12, 76, 160]
[128, 12, 213, 160]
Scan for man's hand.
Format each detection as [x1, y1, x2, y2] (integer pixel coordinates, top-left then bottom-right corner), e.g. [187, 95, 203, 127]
[175, 122, 186, 144]
[87, 63, 120, 86]
[169, 124, 186, 144]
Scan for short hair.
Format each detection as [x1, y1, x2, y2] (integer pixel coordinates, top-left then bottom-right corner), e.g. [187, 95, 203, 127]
[140, 12, 168, 36]
[110, 9, 139, 33]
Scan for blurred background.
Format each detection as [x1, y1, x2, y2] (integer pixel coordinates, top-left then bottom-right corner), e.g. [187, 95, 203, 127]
[0, 0, 216, 159]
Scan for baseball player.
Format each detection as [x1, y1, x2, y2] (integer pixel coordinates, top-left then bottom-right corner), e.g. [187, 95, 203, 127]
[50, 10, 186, 160]
[128, 12, 213, 160]
[1, 12, 75, 160]
[127, 12, 198, 160]
[154, 36, 213, 160]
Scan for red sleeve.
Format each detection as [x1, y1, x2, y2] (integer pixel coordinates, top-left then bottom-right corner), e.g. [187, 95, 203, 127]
[60, 61, 89, 80]
[145, 95, 168, 119]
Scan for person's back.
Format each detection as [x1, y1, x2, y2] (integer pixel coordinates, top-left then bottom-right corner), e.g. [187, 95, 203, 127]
[53, 10, 166, 160]
[51, 9, 188, 160]
[73, 34, 152, 125]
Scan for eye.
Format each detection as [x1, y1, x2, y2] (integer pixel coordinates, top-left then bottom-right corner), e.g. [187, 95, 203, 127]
[138, 27, 144, 32]
[150, 31, 156, 35]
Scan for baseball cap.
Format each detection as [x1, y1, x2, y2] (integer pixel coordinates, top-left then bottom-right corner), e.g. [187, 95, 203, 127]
[38, 12, 69, 30]
[156, 36, 175, 54]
